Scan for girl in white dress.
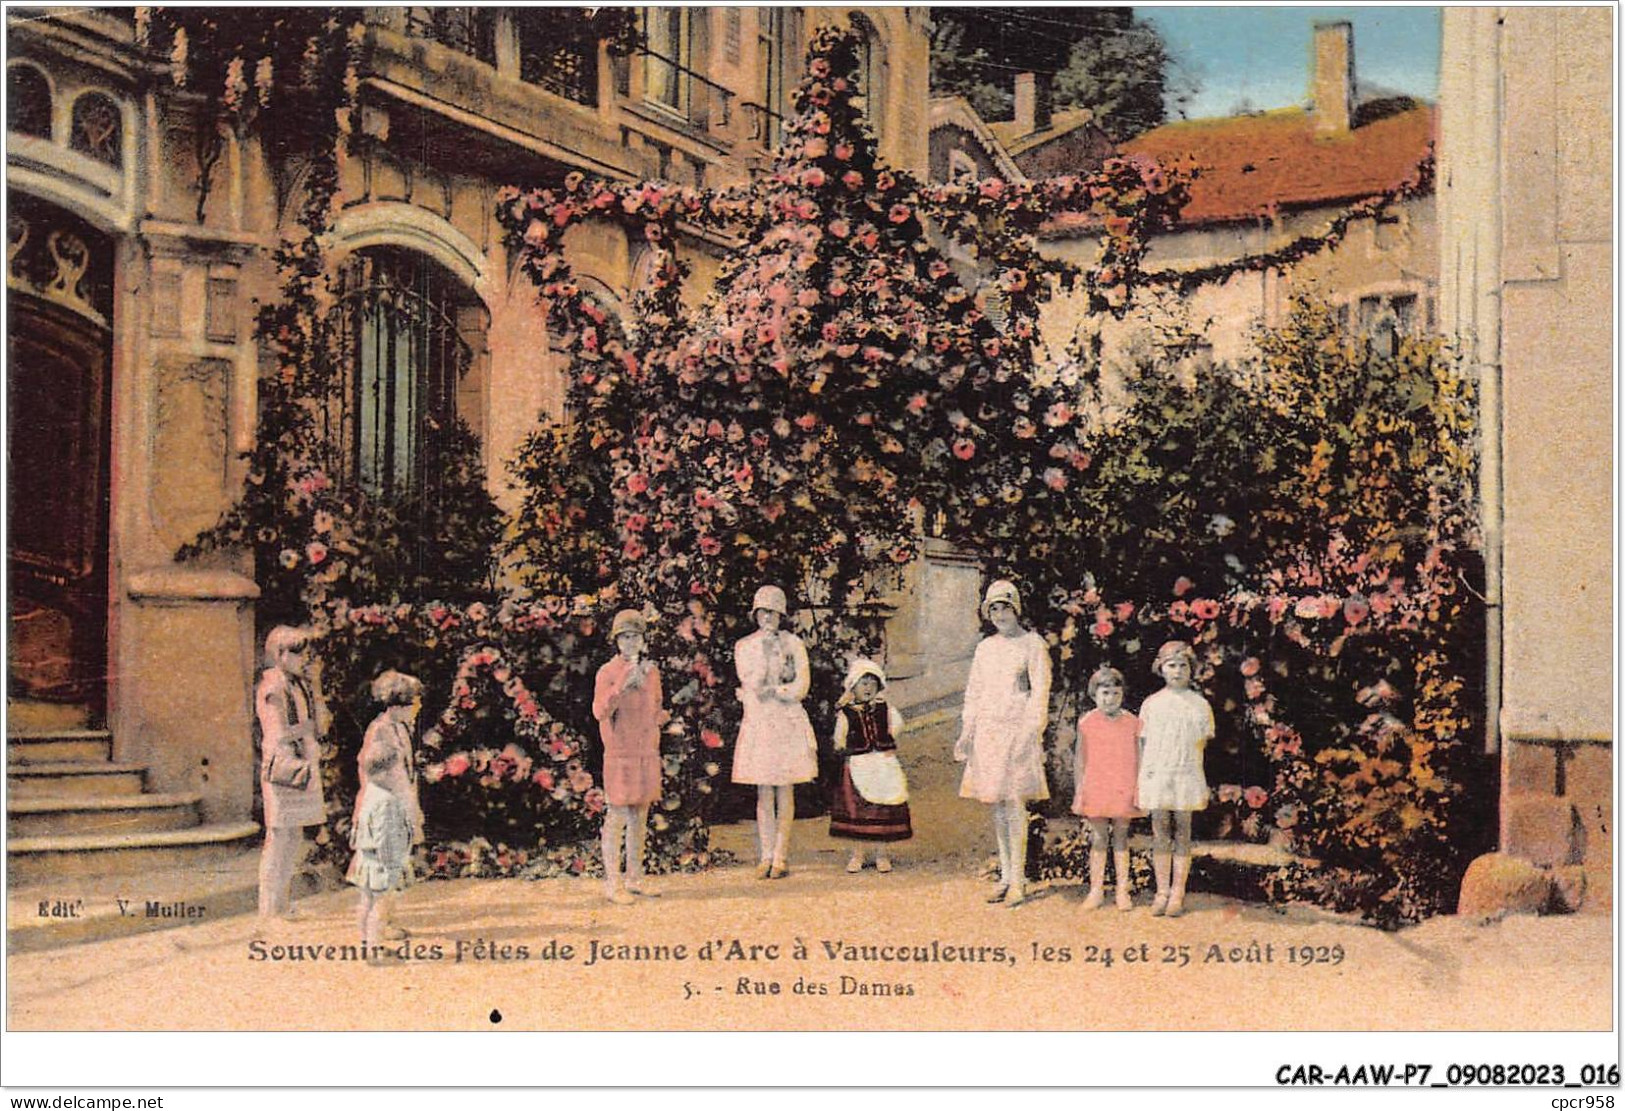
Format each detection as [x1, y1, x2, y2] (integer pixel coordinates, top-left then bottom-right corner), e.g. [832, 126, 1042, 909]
[349, 670, 423, 942]
[955, 580, 1052, 907]
[730, 585, 817, 879]
[1136, 640, 1214, 917]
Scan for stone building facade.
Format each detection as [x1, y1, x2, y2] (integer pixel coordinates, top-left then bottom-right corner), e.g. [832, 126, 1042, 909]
[5, 7, 930, 879]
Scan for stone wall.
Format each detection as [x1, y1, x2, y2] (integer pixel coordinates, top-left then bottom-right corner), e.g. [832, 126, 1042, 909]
[1440, 6, 1613, 912]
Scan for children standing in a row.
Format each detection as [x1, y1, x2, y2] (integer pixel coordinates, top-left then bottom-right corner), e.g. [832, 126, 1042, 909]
[1073, 641, 1213, 916]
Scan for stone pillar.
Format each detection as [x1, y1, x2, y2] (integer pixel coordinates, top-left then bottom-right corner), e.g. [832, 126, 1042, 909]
[1442, 6, 1614, 916]
[114, 225, 263, 823]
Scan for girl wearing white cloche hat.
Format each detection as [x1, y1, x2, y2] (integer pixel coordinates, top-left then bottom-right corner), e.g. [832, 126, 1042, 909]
[730, 585, 817, 879]
[954, 579, 1052, 907]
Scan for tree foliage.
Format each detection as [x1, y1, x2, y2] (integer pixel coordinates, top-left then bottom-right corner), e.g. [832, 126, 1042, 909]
[929, 7, 1186, 139]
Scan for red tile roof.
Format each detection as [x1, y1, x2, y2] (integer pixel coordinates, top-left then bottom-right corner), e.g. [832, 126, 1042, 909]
[1117, 102, 1435, 227]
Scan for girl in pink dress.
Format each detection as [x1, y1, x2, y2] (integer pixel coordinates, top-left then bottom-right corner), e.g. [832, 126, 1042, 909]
[593, 609, 669, 905]
[1072, 665, 1141, 911]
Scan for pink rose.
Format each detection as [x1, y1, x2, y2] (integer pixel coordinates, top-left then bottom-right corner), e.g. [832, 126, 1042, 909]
[443, 753, 471, 778]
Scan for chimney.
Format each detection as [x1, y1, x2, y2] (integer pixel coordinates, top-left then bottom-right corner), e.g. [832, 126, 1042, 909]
[1013, 72, 1053, 136]
[1311, 21, 1354, 134]
[1014, 72, 1036, 135]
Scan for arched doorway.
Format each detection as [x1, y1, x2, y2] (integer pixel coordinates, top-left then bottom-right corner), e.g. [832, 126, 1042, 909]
[7, 191, 114, 722]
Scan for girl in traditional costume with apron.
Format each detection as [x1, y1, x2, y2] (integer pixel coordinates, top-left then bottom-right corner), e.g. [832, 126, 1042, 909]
[829, 658, 911, 873]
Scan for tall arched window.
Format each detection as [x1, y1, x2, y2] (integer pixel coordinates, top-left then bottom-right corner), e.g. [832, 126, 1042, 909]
[8, 65, 51, 138]
[335, 249, 484, 500]
[850, 13, 888, 142]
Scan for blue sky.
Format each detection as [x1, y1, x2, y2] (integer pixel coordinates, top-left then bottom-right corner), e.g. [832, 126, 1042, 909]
[1137, 6, 1442, 119]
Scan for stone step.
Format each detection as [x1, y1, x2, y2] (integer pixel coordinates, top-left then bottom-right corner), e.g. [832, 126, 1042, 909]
[6, 729, 113, 765]
[7, 821, 261, 883]
[7, 761, 146, 799]
[6, 699, 91, 733]
[8, 792, 203, 838]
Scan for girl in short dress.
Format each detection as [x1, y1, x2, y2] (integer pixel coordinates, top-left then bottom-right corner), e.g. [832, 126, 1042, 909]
[1073, 665, 1140, 911]
[349, 669, 424, 941]
[731, 585, 817, 879]
[347, 740, 414, 952]
[1136, 640, 1214, 918]
[955, 580, 1051, 907]
[359, 670, 424, 854]
[829, 658, 911, 874]
[593, 609, 669, 905]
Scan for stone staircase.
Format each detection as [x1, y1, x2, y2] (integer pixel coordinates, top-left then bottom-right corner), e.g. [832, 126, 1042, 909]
[7, 701, 259, 885]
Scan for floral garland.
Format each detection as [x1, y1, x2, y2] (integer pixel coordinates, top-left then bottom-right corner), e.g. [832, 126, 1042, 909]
[419, 643, 603, 817]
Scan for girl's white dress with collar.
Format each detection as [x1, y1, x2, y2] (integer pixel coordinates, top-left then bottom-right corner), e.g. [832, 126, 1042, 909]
[957, 630, 1052, 803]
[730, 628, 817, 785]
[1135, 687, 1213, 811]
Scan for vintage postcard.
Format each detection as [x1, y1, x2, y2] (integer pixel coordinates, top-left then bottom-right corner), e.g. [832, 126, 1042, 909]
[2, 3, 1616, 1091]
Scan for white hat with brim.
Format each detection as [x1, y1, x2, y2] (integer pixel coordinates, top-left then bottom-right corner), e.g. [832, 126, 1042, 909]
[842, 657, 888, 693]
[980, 579, 1022, 620]
[751, 585, 789, 616]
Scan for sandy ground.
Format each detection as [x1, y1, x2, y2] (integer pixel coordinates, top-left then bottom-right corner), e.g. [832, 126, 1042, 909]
[4, 718, 1614, 1033]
